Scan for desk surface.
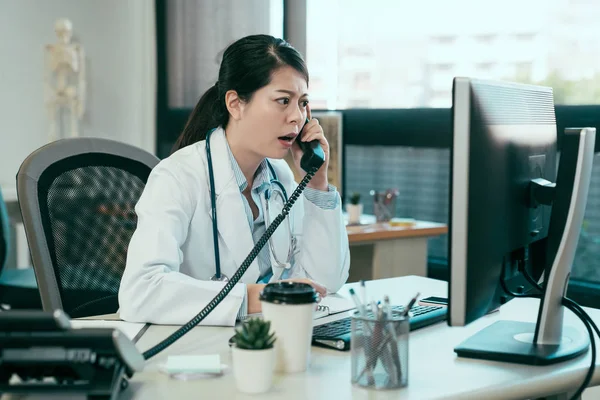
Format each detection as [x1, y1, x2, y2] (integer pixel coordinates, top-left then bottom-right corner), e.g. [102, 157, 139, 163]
[120, 276, 600, 400]
[346, 220, 447, 243]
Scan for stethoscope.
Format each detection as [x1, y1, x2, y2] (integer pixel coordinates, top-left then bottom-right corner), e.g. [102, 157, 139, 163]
[206, 129, 296, 282]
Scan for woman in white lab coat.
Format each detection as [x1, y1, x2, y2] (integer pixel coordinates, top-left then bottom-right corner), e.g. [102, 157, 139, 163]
[118, 34, 350, 327]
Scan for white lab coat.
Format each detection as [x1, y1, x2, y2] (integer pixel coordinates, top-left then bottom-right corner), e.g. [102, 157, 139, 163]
[118, 128, 350, 326]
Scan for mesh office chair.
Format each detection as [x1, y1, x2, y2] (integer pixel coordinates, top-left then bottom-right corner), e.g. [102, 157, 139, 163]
[17, 138, 159, 318]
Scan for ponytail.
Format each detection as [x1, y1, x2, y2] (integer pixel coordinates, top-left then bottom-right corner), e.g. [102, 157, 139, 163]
[171, 83, 226, 154]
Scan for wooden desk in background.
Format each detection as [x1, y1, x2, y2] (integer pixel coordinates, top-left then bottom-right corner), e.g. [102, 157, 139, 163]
[345, 216, 447, 282]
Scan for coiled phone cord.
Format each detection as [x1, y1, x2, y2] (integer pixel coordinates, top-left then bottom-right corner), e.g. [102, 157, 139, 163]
[142, 166, 319, 360]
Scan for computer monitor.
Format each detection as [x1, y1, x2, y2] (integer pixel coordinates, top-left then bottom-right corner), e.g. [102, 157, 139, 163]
[448, 77, 596, 365]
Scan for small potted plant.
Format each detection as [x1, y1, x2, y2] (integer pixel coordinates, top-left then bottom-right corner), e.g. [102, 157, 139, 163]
[346, 192, 363, 225]
[231, 318, 277, 394]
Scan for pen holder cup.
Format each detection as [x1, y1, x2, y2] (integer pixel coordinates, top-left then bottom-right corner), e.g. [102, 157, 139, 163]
[350, 310, 409, 390]
[371, 190, 398, 222]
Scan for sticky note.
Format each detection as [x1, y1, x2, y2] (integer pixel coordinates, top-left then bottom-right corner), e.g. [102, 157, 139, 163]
[165, 354, 222, 374]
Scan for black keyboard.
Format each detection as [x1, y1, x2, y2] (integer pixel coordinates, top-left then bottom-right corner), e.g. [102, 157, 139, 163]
[312, 305, 447, 351]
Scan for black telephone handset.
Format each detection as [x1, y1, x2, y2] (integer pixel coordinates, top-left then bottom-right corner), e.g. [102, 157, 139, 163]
[297, 118, 326, 172]
[0, 310, 145, 398]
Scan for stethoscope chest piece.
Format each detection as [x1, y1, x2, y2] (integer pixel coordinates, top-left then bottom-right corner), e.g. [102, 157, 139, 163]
[210, 273, 229, 282]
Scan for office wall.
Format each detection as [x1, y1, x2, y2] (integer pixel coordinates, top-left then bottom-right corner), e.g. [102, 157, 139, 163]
[0, 0, 156, 201]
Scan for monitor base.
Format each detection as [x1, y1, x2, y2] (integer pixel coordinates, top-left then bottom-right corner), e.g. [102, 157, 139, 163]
[454, 320, 589, 365]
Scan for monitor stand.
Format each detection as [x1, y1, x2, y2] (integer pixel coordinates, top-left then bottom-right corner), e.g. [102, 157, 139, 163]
[454, 320, 588, 365]
[455, 127, 596, 366]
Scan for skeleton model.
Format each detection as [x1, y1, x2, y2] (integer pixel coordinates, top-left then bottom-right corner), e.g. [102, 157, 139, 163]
[45, 19, 86, 141]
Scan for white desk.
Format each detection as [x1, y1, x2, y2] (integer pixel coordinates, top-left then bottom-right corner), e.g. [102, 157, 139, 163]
[110, 276, 600, 400]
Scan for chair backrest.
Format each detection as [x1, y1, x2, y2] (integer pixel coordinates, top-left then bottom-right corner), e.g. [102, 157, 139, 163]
[17, 138, 159, 317]
[0, 188, 9, 272]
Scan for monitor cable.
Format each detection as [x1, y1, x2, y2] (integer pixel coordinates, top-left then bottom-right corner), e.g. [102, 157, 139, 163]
[500, 266, 598, 400]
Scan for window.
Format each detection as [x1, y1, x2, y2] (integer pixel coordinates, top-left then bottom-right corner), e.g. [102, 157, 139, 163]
[305, 2, 600, 303]
[166, 0, 283, 108]
[353, 72, 372, 90]
[344, 145, 449, 261]
[513, 32, 536, 41]
[515, 62, 533, 81]
[476, 62, 495, 72]
[429, 90, 451, 108]
[574, 153, 600, 282]
[431, 35, 456, 45]
[306, 0, 600, 108]
[474, 34, 496, 44]
[433, 63, 454, 72]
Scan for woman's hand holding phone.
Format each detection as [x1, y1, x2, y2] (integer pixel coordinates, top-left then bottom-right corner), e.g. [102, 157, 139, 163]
[290, 104, 330, 191]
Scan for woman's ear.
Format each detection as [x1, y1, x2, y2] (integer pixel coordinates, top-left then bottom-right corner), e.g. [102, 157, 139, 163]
[225, 90, 243, 121]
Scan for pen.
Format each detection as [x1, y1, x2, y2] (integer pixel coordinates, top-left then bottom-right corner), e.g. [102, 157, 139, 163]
[402, 292, 420, 317]
[348, 288, 365, 317]
[386, 324, 401, 385]
[360, 280, 367, 307]
[383, 295, 391, 319]
[367, 305, 385, 385]
[382, 295, 401, 384]
[377, 303, 384, 320]
[370, 300, 378, 316]
[350, 289, 375, 384]
[379, 303, 398, 386]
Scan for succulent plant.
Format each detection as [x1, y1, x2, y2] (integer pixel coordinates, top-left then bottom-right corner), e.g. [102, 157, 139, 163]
[232, 318, 276, 350]
[349, 192, 361, 205]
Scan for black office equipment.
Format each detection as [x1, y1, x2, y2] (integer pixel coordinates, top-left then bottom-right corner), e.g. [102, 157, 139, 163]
[312, 304, 447, 351]
[448, 78, 595, 366]
[297, 118, 326, 172]
[0, 310, 145, 400]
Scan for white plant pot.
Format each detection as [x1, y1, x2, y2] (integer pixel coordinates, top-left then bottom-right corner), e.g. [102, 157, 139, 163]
[346, 203, 363, 224]
[231, 346, 276, 394]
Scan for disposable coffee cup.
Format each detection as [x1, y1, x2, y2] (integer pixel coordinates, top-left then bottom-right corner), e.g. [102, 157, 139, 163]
[260, 282, 318, 373]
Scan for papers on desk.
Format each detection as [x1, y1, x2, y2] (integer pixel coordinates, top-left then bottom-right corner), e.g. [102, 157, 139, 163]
[314, 293, 356, 319]
[165, 355, 223, 374]
[70, 320, 146, 342]
[241, 293, 356, 321]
